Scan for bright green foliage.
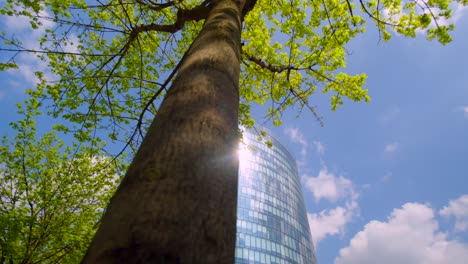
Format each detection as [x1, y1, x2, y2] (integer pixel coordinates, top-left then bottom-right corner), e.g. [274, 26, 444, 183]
[0, 0, 465, 154]
[0, 0, 465, 259]
[0, 98, 124, 263]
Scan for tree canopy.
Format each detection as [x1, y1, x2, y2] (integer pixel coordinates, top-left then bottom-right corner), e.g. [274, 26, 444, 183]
[0, 97, 124, 263]
[1, 0, 466, 262]
[1, 0, 465, 157]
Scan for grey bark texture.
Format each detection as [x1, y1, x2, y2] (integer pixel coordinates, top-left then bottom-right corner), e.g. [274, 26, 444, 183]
[82, 0, 246, 262]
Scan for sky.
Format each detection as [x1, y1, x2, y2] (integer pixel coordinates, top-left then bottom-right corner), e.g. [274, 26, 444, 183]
[1, 3, 468, 264]
[258, 8, 468, 264]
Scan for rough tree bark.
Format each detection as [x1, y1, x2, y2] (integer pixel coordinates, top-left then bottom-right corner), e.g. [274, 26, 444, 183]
[82, 0, 249, 263]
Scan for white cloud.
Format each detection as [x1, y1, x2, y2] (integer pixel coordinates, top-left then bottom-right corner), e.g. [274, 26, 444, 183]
[413, 3, 468, 35]
[308, 206, 352, 245]
[3, 8, 55, 47]
[2, 7, 56, 86]
[440, 195, 468, 232]
[459, 106, 468, 118]
[305, 168, 359, 245]
[308, 198, 359, 246]
[313, 141, 325, 155]
[451, 4, 468, 24]
[335, 202, 468, 264]
[62, 34, 80, 54]
[4, 13, 31, 31]
[303, 168, 357, 203]
[285, 127, 308, 156]
[423, 1, 467, 26]
[384, 142, 399, 153]
[6, 52, 50, 87]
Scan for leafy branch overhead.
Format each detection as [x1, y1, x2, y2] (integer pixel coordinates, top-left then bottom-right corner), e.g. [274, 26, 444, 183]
[0, 0, 465, 156]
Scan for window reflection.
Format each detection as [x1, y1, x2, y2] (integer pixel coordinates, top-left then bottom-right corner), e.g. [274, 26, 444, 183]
[236, 128, 316, 264]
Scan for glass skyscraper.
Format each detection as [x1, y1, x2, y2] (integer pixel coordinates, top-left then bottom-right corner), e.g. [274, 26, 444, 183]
[235, 128, 317, 264]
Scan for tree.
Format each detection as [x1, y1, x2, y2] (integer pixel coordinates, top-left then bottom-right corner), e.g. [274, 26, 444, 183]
[0, 97, 123, 263]
[0, 0, 465, 262]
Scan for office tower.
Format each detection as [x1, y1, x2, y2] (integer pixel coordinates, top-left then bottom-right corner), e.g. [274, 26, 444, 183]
[235, 128, 317, 264]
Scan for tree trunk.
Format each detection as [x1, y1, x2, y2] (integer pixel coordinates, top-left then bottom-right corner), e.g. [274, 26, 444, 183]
[82, 0, 246, 263]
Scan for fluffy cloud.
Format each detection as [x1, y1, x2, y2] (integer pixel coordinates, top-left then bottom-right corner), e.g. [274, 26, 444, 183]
[384, 142, 399, 153]
[4, 12, 31, 31]
[4, 8, 55, 44]
[308, 207, 351, 245]
[335, 203, 468, 264]
[305, 168, 359, 245]
[303, 168, 357, 203]
[451, 4, 468, 24]
[440, 195, 468, 232]
[308, 200, 358, 246]
[3, 7, 56, 86]
[285, 127, 308, 156]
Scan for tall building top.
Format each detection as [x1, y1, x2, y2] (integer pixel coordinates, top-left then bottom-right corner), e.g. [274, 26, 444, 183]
[240, 126, 297, 170]
[236, 127, 317, 264]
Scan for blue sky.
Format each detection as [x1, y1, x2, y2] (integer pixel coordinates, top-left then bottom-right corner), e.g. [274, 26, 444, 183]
[1, 3, 468, 264]
[255, 7, 468, 264]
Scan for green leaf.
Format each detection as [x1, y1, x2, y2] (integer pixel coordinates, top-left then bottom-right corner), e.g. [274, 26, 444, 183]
[0, 62, 18, 71]
[0, 103, 125, 263]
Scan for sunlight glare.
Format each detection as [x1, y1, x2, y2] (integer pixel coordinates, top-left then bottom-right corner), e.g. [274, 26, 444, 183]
[238, 142, 253, 169]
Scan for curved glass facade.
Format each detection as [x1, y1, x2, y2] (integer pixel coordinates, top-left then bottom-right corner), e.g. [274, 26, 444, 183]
[235, 128, 317, 264]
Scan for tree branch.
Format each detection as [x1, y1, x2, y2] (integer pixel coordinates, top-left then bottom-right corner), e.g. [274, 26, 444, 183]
[0, 48, 117, 57]
[242, 0, 258, 18]
[345, 0, 356, 26]
[135, 0, 177, 11]
[132, 4, 211, 34]
[244, 53, 289, 73]
[418, 0, 440, 29]
[359, 0, 399, 27]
